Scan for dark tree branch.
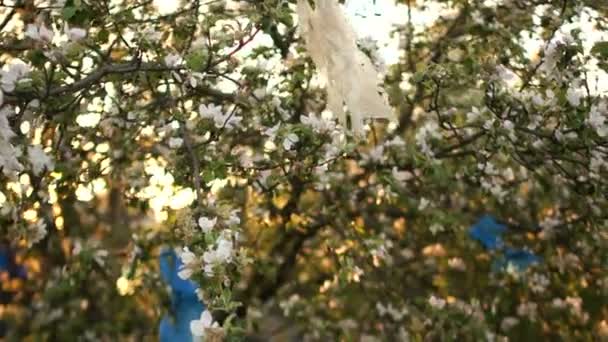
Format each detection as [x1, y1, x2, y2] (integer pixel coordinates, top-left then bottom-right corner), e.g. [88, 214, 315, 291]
[3, 62, 240, 106]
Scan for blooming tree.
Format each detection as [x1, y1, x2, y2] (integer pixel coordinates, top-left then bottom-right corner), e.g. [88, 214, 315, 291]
[1, 0, 608, 340]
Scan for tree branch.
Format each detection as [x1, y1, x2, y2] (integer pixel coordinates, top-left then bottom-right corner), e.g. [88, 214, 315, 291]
[3, 62, 239, 105]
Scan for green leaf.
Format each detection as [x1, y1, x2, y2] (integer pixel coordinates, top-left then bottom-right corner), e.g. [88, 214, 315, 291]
[185, 51, 208, 71]
[97, 29, 110, 43]
[62, 6, 78, 20]
[27, 49, 47, 67]
[202, 170, 216, 183]
[591, 41, 608, 59]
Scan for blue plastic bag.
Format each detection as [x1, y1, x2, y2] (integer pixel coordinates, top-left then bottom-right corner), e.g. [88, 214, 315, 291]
[468, 215, 508, 250]
[159, 249, 204, 342]
[0, 244, 27, 337]
[469, 215, 541, 272]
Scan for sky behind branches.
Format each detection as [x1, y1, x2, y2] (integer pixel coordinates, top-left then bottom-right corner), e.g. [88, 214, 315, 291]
[156, 0, 608, 94]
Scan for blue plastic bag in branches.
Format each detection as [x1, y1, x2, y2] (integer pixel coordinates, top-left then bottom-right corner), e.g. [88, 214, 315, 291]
[159, 248, 204, 342]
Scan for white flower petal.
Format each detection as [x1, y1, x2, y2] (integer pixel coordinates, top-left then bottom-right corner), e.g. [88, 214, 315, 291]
[190, 319, 206, 337]
[200, 310, 213, 327]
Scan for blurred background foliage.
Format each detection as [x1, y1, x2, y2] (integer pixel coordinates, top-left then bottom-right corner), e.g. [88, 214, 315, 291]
[1, 0, 608, 340]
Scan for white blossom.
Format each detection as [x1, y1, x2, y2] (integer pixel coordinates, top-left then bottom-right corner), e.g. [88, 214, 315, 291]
[29, 219, 48, 246]
[215, 238, 233, 261]
[199, 103, 223, 120]
[415, 121, 441, 157]
[429, 223, 444, 235]
[177, 247, 198, 280]
[178, 267, 193, 280]
[188, 72, 206, 88]
[301, 112, 336, 133]
[202, 237, 234, 276]
[0, 107, 16, 141]
[501, 317, 520, 331]
[198, 216, 217, 233]
[466, 106, 483, 122]
[1, 60, 31, 92]
[552, 298, 567, 309]
[376, 302, 408, 321]
[502, 167, 515, 181]
[93, 249, 109, 266]
[0, 142, 24, 178]
[391, 167, 413, 182]
[567, 86, 584, 107]
[587, 102, 608, 137]
[539, 41, 559, 76]
[532, 139, 544, 149]
[25, 23, 54, 43]
[28, 145, 54, 175]
[418, 197, 430, 211]
[516, 302, 538, 320]
[164, 53, 183, 68]
[280, 294, 301, 316]
[448, 257, 466, 271]
[428, 295, 446, 309]
[447, 48, 465, 62]
[263, 123, 281, 139]
[529, 273, 550, 293]
[225, 209, 241, 226]
[190, 310, 219, 337]
[179, 247, 197, 264]
[386, 304, 408, 321]
[139, 26, 162, 42]
[502, 120, 516, 140]
[385, 136, 406, 147]
[199, 103, 242, 130]
[483, 118, 495, 130]
[282, 133, 299, 150]
[168, 137, 183, 149]
[220, 113, 243, 130]
[363, 145, 384, 164]
[67, 27, 87, 41]
[252, 87, 266, 99]
[495, 65, 520, 88]
[177, 247, 197, 280]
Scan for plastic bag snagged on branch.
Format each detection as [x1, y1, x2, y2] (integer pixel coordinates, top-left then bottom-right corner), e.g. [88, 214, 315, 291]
[297, 0, 394, 135]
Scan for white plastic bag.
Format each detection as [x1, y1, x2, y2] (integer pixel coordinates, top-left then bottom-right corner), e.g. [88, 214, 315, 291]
[297, 0, 394, 135]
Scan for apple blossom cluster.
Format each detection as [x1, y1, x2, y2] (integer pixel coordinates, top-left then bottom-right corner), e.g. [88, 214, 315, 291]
[1, 66, 56, 246]
[0, 62, 29, 178]
[168, 200, 247, 338]
[189, 309, 221, 339]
